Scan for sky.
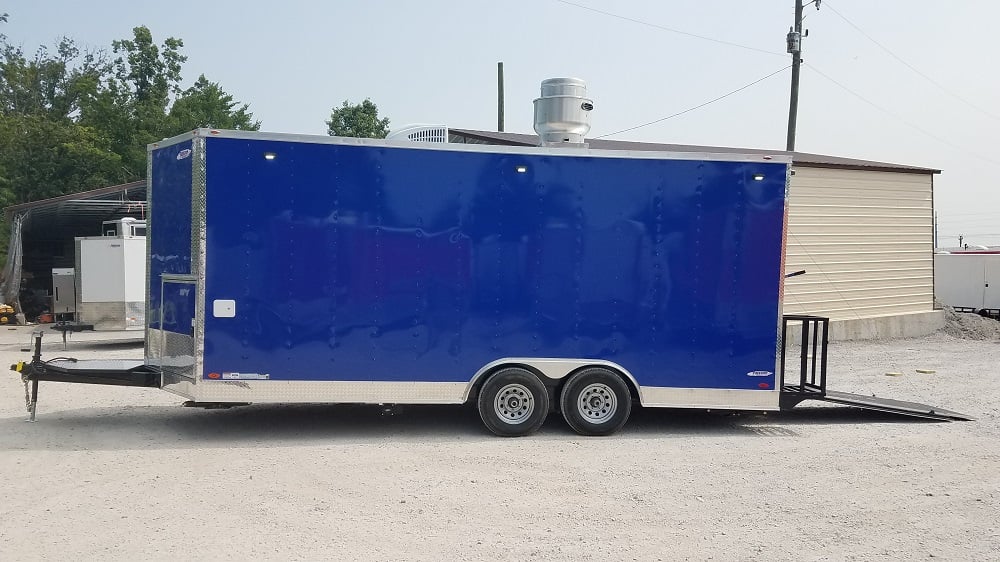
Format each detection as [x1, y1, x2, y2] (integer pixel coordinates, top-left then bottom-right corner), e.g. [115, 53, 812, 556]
[3, 0, 998, 246]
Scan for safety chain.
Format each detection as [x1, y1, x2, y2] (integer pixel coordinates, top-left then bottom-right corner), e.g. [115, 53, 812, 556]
[22, 375, 31, 414]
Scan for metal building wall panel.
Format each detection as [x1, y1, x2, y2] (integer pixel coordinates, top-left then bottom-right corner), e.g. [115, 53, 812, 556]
[784, 167, 934, 320]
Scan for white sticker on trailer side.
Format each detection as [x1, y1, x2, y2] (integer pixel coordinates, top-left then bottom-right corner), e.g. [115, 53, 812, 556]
[221, 372, 269, 380]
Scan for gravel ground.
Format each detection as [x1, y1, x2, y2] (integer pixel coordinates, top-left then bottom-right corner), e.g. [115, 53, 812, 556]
[1, 322, 998, 561]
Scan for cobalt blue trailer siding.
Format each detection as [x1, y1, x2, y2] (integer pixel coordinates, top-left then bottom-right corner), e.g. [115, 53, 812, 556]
[148, 140, 194, 335]
[196, 137, 787, 391]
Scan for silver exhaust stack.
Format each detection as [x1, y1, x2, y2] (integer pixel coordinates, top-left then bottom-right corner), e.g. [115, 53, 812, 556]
[533, 78, 594, 146]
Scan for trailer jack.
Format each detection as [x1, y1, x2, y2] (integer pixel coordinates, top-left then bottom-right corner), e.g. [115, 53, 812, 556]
[9, 331, 45, 421]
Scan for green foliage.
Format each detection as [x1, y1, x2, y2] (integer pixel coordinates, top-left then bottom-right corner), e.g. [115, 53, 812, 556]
[0, 36, 108, 120]
[69, 26, 257, 180]
[168, 74, 260, 131]
[0, 18, 123, 207]
[0, 18, 261, 264]
[326, 98, 390, 138]
[110, 26, 185, 105]
[75, 26, 188, 179]
[0, 114, 123, 207]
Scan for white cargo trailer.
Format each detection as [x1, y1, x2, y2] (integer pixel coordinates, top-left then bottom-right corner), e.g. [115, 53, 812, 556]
[934, 251, 1000, 317]
[74, 218, 146, 330]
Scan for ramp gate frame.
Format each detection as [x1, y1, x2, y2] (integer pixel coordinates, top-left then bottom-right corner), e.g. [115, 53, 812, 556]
[779, 314, 829, 409]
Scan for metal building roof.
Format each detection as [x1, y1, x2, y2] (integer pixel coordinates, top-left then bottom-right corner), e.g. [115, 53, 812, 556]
[4, 180, 147, 240]
[449, 129, 940, 175]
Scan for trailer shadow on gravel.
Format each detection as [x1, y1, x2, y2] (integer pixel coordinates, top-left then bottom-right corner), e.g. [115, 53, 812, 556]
[1, 338, 144, 353]
[626, 404, 938, 436]
[0, 401, 945, 452]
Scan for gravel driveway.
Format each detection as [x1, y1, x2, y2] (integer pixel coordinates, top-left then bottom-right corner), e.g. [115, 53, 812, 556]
[1, 323, 997, 561]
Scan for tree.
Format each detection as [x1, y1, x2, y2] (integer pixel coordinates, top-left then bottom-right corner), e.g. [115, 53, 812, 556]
[0, 34, 108, 120]
[0, 16, 122, 209]
[0, 114, 123, 208]
[109, 25, 185, 106]
[326, 98, 390, 138]
[77, 26, 187, 179]
[168, 74, 260, 131]
[0, 20, 261, 264]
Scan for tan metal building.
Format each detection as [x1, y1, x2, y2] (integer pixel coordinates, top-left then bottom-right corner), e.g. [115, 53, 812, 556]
[449, 129, 941, 338]
[782, 165, 935, 323]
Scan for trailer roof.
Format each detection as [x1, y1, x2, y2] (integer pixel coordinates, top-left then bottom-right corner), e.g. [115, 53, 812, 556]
[449, 129, 941, 175]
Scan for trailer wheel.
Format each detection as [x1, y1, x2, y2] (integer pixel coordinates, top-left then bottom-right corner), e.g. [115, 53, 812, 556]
[560, 367, 632, 436]
[477, 367, 549, 437]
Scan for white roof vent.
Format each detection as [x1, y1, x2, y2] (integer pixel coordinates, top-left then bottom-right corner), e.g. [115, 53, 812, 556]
[533, 77, 593, 146]
[387, 124, 449, 143]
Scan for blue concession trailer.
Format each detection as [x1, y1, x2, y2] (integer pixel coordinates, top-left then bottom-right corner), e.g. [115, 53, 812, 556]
[11, 130, 969, 435]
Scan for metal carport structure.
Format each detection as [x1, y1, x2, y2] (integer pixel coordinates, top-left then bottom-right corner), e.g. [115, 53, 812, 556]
[1, 180, 146, 318]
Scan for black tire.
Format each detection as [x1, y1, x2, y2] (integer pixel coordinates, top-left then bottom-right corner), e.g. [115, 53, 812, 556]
[477, 367, 549, 437]
[560, 367, 632, 436]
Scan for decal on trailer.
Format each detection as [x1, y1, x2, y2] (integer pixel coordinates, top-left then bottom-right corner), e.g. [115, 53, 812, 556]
[746, 370, 773, 377]
[221, 372, 270, 380]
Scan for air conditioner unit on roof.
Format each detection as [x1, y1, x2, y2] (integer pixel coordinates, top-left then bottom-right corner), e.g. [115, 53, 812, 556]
[386, 124, 449, 143]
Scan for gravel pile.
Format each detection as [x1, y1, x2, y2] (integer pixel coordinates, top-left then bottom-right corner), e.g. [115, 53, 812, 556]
[940, 305, 1000, 340]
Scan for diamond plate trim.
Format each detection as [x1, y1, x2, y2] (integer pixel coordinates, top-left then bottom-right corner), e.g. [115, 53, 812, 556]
[193, 136, 208, 389]
[145, 151, 154, 361]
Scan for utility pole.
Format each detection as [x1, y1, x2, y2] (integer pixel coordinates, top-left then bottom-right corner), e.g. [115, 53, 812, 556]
[498, 62, 505, 132]
[786, 0, 820, 152]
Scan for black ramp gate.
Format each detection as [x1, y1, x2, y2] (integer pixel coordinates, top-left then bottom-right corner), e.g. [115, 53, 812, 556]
[820, 391, 972, 421]
[779, 315, 973, 422]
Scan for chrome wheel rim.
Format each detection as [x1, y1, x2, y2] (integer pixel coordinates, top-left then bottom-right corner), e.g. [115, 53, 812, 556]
[577, 383, 617, 423]
[494, 383, 534, 424]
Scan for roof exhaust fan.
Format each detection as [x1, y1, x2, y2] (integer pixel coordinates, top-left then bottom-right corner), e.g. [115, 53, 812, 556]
[533, 78, 593, 147]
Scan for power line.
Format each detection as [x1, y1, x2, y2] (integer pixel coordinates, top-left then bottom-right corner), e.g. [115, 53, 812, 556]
[937, 218, 1000, 225]
[936, 211, 1000, 218]
[804, 62, 1000, 167]
[823, 1, 1000, 122]
[594, 65, 791, 139]
[553, 0, 784, 57]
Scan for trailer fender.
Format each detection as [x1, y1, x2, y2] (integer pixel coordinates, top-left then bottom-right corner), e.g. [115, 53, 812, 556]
[463, 358, 641, 406]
